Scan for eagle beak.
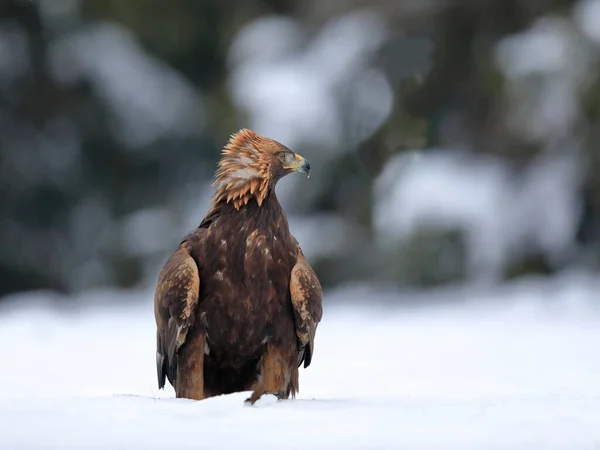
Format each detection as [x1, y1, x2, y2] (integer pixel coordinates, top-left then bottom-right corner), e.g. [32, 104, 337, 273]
[290, 153, 311, 178]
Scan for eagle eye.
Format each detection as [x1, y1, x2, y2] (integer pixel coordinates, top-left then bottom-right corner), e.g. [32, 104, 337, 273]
[281, 151, 296, 166]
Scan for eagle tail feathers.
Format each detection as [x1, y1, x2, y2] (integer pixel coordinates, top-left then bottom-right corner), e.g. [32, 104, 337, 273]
[156, 324, 181, 390]
[156, 351, 166, 389]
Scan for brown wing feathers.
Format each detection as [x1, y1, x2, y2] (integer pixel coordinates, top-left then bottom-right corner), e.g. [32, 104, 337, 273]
[154, 240, 201, 389]
[289, 246, 323, 368]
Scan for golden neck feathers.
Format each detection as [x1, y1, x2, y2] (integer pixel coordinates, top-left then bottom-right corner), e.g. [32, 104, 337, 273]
[209, 129, 310, 211]
[211, 129, 272, 209]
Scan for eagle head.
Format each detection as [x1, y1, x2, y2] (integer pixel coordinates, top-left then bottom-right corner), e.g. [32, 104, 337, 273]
[211, 129, 311, 209]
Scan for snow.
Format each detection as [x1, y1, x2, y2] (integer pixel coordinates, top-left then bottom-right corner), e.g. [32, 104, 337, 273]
[574, 0, 600, 46]
[494, 10, 597, 142]
[48, 21, 205, 149]
[0, 274, 599, 449]
[495, 18, 573, 78]
[373, 149, 582, 282]
[226, 10, 391, 152]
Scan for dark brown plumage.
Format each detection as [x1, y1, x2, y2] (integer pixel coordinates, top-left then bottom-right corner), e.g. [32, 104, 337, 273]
[154, 129, 323, 404]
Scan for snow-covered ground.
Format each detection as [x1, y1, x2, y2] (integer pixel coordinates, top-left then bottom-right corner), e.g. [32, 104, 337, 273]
[1, 273, 599, 449]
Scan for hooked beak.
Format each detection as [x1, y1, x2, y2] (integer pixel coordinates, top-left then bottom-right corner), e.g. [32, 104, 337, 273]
[286, 153, 311, 178]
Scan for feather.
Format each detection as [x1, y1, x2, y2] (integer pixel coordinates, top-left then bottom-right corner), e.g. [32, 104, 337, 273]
[154, 238, 203, 389]
[289, 246, 323, 368]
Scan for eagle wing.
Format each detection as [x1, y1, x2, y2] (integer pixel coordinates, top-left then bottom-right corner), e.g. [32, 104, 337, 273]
[154, 232, 204, 389]
[289, 243, 323, 368]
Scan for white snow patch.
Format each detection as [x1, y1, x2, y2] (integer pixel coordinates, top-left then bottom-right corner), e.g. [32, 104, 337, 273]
[48, 22, 205, 149]
[227, 10, 391, 152]
[495, 18, 573, 78]
[251, 394, 278, 408]
[373, 149, 581, 281]
[574, 0, 600, 45]
[0, 275, 599, 449]
[494, 16, 595, 142]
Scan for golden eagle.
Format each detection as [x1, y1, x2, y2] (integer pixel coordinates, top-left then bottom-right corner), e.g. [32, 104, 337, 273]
[153, 129, 323, 404]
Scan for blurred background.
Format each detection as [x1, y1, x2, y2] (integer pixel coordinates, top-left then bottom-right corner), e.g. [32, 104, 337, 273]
[2, 0, 600, 307]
